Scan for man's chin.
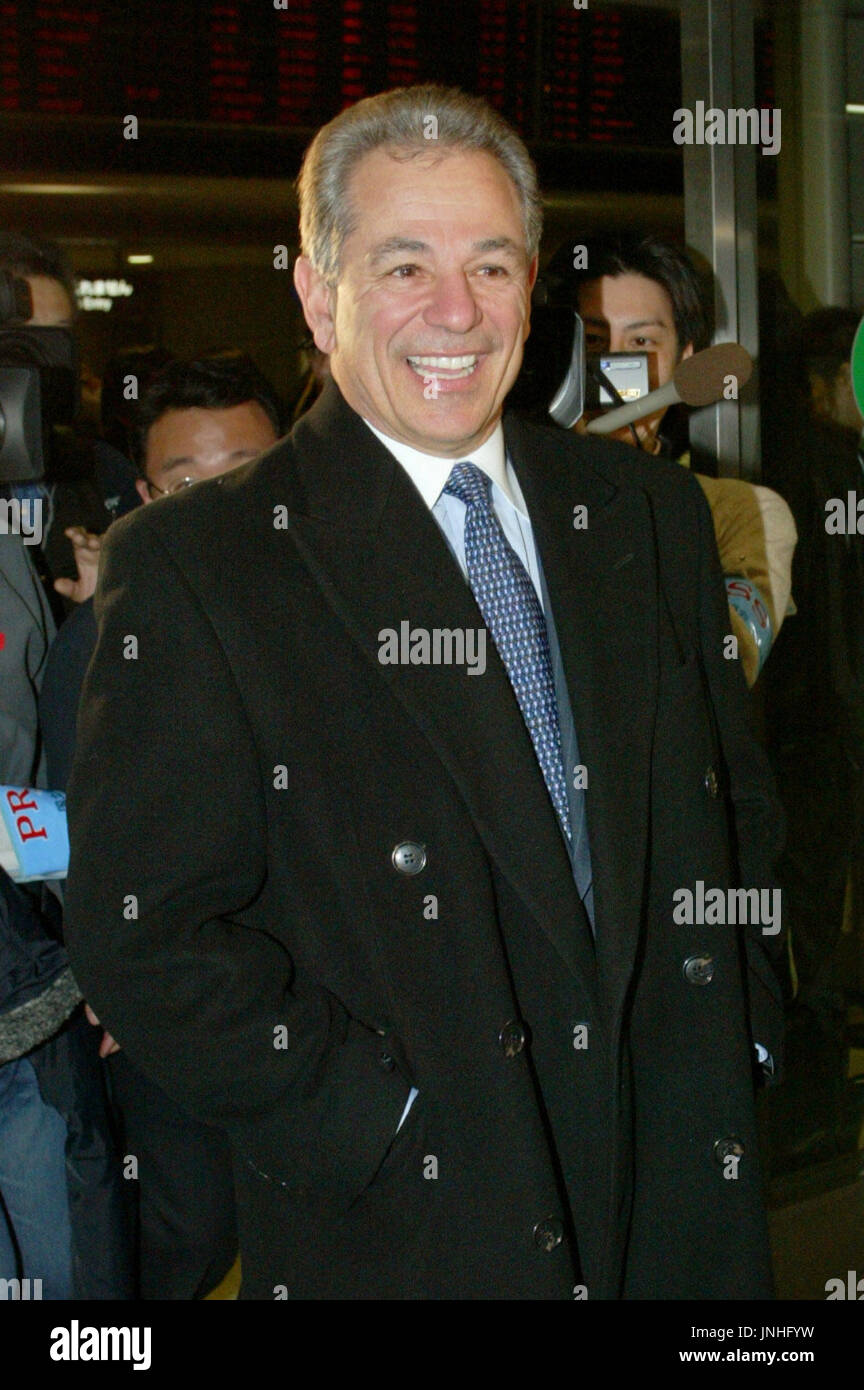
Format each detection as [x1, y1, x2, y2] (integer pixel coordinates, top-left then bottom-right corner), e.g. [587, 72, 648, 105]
[399, 411, 499, 455]
[334, 368, 505, 454]
[378, 391, 502, 455]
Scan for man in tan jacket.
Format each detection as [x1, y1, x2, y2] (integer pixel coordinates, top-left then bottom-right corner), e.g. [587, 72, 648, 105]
[562, 232, 797, 686]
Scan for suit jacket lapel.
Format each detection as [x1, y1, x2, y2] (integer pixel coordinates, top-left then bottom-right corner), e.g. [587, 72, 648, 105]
[280, 382, 598, 995]
[505, 412, 658, 1024]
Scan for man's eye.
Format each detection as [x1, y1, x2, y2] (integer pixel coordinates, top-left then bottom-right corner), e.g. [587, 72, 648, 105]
[391, 264, 420, 278]
[476, 264, 508, 277]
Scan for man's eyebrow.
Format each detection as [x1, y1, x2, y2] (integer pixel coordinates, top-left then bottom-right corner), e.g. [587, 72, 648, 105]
[470, 237, 523, 256]
[153, 447, 261, 475]
[622, 318, 670, 331]
[368, 237, 430, 266]
[155, 456, 195, 474]
[582, 316, 671, 334]
[625, 318, 675, 330]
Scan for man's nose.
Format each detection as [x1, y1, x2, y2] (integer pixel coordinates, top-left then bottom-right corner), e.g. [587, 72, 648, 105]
[423, 272, 482, 334]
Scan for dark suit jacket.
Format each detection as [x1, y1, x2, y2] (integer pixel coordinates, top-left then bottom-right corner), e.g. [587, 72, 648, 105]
[66, 380, 784, 1300]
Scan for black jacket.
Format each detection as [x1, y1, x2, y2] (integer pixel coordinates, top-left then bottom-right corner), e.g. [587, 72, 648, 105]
[66, 380, 785, 1300]
[767, 418, 864, 764]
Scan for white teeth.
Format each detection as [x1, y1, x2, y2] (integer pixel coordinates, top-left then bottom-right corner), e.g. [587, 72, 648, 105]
[406, 354, 480, 383]
[407, 355, 478, 369]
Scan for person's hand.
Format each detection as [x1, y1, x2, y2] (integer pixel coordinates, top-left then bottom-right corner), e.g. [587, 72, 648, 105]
[54, 527, 102, 604]
[84, 1002, 121, 1058]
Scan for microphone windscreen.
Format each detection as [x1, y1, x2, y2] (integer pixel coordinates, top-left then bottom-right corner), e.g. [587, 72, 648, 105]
[673, 343, 753, 407]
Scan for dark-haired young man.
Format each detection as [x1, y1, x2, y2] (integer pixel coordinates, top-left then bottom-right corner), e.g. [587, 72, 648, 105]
[39, 356, 281, 1299]
[547, 233, 796, 686]
[128, 355, 283, 502]
[564, 233, 709, 455]
[40, 353, 283, 781]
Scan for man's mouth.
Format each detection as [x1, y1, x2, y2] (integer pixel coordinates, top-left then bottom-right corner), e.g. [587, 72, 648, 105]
[406, 354, 480, 380]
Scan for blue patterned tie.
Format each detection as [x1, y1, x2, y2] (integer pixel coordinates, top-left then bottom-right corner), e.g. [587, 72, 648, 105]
[444, 461, 572, 843]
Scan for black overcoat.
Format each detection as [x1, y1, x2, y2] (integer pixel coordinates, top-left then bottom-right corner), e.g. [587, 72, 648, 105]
[66, 380, 785, 1300]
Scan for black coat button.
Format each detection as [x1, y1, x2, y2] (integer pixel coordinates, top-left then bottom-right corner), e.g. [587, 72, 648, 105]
[378, 1051, 396, 1073]
[499, 1020, 526, 1058]
[713, 1136, 745, 1165]
[704, 766, 719, 798]
[391, 842, 427, 875]
[533, 1217, 564, 1251]
[683, 953, 715, 985]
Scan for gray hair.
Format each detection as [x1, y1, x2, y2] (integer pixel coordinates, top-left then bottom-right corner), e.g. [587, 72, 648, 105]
[296, 84, 543, 284]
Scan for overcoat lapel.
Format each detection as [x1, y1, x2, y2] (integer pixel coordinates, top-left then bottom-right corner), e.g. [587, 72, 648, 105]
[504, 412, 658, 1024]
[280, 383, 599, 999]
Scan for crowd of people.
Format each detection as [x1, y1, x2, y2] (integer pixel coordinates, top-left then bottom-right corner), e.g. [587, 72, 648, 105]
[1, 81, 863, 1300]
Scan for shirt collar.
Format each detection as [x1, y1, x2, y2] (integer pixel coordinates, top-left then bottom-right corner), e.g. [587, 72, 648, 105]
[363, 417, 526, 514]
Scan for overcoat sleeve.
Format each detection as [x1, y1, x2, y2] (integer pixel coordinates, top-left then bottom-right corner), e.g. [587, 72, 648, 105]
[65, 514, 411, 1207]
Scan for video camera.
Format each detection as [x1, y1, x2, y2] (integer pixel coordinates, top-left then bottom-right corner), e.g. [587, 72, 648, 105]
[0, 270, 78, 484]
[507, 276, 652, 430]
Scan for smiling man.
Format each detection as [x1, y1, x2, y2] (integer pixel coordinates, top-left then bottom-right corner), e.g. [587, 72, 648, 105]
[293, 143, 534, 457]
[66, 86, 784, 1301]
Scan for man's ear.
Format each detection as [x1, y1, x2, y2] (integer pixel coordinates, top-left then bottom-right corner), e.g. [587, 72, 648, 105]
[294, 256, 337, 355]
[135, 477, 151, 506]
[681, 340, 695, 362]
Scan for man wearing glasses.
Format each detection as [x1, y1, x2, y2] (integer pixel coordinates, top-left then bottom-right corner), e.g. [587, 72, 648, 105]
[39, 355, 281, 1299]
[133, 357, 282, 504]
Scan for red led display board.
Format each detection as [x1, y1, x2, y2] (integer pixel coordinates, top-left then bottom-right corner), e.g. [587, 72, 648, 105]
[0, 1, 773, 148]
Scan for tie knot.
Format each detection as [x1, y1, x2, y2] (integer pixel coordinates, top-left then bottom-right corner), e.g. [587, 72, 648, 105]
[443, 460, 489, 510]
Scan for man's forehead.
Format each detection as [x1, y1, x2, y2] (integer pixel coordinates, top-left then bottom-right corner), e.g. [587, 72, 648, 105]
[581, 311, 674, 330]
[579, 275, 676, 329]
[146, 402, 275, 464]
[345, 146, 526, 243]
